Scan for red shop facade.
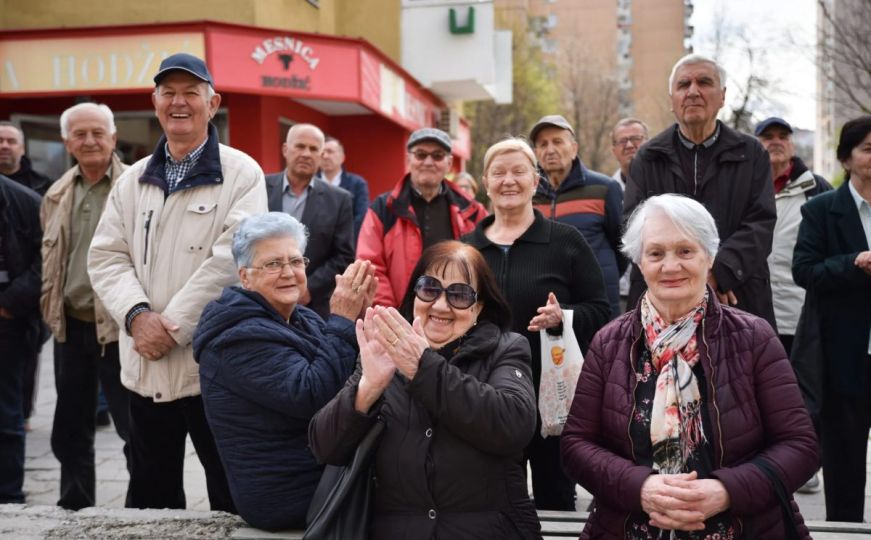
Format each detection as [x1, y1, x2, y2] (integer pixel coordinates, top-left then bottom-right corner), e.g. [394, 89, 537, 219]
[0, 20, 471, 196]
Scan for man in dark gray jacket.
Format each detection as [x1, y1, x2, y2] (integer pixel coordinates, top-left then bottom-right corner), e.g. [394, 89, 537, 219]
[624, 53, 777, 330]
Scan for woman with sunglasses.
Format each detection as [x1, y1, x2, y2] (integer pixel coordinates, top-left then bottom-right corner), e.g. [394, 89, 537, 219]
[192, 212, 376, 531]
[310, 240, 542, 539]
[464, 138, 610, 511]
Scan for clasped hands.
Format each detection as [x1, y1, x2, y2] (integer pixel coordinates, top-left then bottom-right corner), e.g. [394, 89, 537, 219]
[131, 311, 179, 361]
[353, 306, 428, 413]
[640, 471, 731, 531]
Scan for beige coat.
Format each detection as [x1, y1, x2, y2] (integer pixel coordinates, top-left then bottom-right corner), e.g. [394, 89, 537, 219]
[88, 143, 268, 402]
[40, 153, 128, 344]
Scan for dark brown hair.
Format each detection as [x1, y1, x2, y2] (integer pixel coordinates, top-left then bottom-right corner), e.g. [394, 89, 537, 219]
[837, 115, 871, 179]
[399, 240, 511, 330]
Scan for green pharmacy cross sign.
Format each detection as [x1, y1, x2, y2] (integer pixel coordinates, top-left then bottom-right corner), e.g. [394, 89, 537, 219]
[449, 6, 475, 34]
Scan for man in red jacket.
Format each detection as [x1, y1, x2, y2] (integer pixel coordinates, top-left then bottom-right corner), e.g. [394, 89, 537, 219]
[356, 128, 487, 307]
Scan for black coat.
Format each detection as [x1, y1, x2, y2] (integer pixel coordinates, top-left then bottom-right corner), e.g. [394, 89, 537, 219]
[8, 156, 52, 196]
[309, 322, 542, 540]
[463, 210, 610, 389]
[265, 173, 355, 319]
[192, 286, 358, 531]
[0, 175, 43, 351]
[792, 182, 871, 396]
[626, 122, 777, 329]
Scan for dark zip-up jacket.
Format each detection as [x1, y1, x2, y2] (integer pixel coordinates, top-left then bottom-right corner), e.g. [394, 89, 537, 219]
[561, 288, 818, 539]
[193, 286, 357, 531]
[8, 155, 52, 196]
[626, 122, 777, 329]
[309, 322, 542, 539]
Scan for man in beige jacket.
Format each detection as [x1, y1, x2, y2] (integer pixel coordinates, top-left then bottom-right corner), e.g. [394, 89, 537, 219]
[88, 53, 267, 511]
[41, 102, 132, 510]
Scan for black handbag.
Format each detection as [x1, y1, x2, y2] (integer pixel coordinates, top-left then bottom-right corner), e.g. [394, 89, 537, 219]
[304, 419, 385, 540]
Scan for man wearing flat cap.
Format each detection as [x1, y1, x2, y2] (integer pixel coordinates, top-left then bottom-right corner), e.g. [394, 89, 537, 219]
[88, 52, 268, 511]
[530, 114, 627, 320]
[356, 127, 487, 307]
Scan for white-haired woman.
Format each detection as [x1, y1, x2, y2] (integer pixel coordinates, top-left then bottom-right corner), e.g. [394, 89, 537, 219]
[192, 212, 376, 531]
[464, 138, 610, 511]
[560, 194, 818, 539]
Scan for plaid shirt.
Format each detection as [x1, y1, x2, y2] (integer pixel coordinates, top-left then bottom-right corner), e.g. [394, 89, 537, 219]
[164, 137, 208, 194]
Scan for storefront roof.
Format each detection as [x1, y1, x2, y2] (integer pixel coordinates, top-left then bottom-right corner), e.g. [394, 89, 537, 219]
[0, 20, 449, 134]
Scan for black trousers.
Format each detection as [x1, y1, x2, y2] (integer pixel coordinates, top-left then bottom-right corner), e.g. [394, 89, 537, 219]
[822, 357, 871, 522]
[525, 431, 576, 510]
[50, 316, 132, 510]
[0, 318, 27, 503]
[126, 391, 235, 513]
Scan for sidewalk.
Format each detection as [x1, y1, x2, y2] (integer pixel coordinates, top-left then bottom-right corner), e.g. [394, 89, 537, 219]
[20, 341, 870, 520]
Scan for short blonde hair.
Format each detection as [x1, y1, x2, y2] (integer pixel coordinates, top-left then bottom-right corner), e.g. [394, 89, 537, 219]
[481, 138, 537, 177]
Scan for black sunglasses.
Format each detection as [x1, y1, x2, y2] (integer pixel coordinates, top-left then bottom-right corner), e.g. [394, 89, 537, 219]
[413, 275, 478, 310]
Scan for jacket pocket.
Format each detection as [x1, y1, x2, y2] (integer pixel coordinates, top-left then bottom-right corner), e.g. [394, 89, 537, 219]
[179, 202, 219, 255]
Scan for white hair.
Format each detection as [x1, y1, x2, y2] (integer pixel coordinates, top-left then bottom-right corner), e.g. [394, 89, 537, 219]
[232, 212, 309, 269]
[668, 53, 727, 95]
[60, 103, 116, 140]
[621, 194, 719, 264]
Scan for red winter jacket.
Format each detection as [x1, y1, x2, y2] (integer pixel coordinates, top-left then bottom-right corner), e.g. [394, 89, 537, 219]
[356, 175, 487, 307]
[561, 290, 818, 539]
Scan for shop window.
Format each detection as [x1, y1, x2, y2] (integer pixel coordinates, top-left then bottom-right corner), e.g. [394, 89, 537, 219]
[13, 111, 227, 181]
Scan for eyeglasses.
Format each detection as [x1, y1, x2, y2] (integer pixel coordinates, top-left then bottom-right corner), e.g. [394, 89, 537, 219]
[414, 275, 478, 310]
[250, 257, 310, 274]
[613, 135, 646, 148]
[410, 149, 449, 162]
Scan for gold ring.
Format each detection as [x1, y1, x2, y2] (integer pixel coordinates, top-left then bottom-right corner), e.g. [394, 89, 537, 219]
[389, 336, 399, 346]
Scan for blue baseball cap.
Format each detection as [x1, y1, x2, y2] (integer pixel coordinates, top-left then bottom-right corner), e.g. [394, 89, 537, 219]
[755, 117, 793, 137]
[154, 53, 214, 87]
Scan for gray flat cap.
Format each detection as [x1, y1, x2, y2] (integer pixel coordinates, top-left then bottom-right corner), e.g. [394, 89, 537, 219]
[407, 127, 452, 152]
[529, 115, 574, 144]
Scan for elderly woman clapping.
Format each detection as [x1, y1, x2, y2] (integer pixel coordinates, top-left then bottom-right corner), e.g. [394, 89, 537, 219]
[310, 241, 541, 539]
[561, 194, 818, 538]
[192, 212, 376, 531]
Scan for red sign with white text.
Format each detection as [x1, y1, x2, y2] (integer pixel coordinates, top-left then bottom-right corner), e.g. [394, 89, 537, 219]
[206, 27, 359, 101]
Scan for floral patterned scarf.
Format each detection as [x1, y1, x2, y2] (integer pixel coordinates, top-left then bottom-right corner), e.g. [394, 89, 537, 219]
[640, 291, 708, 474]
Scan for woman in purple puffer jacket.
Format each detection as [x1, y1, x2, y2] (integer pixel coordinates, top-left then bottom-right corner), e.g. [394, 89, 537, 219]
[561, 194, 818, 539]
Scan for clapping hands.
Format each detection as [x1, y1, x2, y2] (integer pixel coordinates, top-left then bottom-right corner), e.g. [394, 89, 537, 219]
[353, 306, 428, 413]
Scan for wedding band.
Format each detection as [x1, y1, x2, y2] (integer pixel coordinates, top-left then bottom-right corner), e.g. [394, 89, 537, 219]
[389, 336, 399, 346]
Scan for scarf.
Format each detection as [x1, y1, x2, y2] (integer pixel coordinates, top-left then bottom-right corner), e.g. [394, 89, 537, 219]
[640, 291, 708, 474]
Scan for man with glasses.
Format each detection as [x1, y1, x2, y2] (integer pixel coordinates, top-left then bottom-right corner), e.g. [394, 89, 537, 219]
[531, 115, 626, 318]
[610, 118, 649, 191]
[265, 124, 354, 319]
[88, 53, 267, 512]
[357, 127, 487, 308]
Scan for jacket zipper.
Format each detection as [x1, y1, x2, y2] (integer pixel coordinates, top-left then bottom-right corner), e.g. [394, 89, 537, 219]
[693, 149, 699, 196]
[624, 332, 643, 537]
[701, 323, 742, 535]
[143, 209, 154, 265]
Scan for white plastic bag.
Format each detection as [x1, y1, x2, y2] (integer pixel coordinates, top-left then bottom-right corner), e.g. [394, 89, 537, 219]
[538, 309, 583, 438]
